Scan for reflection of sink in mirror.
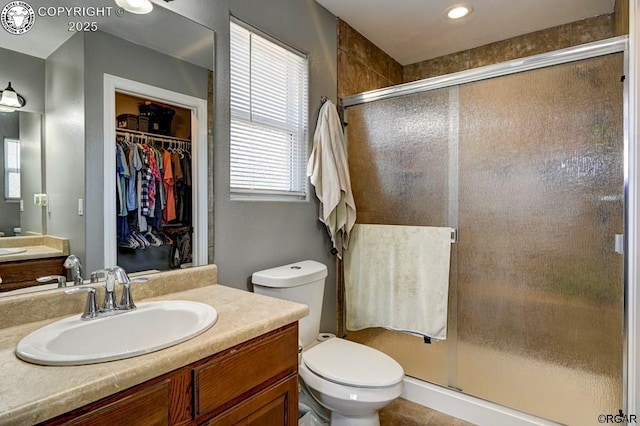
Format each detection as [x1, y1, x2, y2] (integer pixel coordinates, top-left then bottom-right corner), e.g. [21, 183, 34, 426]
[16, 300, 218, 366]
[0, 248, 27, 256]
[0, 269, 159, 298]
[0, 283, 59, 298]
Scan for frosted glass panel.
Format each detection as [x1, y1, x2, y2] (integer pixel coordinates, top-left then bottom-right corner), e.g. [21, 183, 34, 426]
[347, 89, 452, 227]
[456, 54, 623, 425]
[347, 88, 456, 386]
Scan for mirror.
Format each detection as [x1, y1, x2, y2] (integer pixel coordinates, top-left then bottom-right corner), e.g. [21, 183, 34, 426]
[0, 0, 214, 294]
[0, 111, 43, 237]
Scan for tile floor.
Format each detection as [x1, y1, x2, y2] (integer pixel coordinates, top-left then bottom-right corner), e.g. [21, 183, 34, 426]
[379, 398, 476, 426]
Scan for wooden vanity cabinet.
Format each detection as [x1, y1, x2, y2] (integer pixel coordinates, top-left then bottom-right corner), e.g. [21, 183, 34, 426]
[0, 256, 66, 291]
[41, 323, 299, 426]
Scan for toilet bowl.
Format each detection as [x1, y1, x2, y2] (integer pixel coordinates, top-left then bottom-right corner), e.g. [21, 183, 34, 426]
[299, 337, 404, 426]
[252, 260, 405, 426]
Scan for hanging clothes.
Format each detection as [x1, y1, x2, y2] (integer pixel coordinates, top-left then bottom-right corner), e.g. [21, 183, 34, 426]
[139, 144, 161, 217]
[162, 149, 177, 222]
[180, 152, 192, 224]
[115, 129, 193, 266]
[126, 144, 142, 211]
[115, 144, 130, 217]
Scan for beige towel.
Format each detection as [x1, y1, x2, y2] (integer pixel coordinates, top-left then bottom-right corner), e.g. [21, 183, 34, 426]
[345, 224, 452, 340]
[307, 100, 356, 259]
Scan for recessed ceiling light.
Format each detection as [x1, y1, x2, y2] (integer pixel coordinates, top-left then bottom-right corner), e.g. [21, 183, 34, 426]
[114, 0, 153, 14]
[445, 4, 473, 20]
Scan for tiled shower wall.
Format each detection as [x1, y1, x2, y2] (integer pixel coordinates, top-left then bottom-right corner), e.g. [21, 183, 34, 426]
[337, 18, 403, 98]
[403, 14, 616, 82]
[337, 0, 629, 90]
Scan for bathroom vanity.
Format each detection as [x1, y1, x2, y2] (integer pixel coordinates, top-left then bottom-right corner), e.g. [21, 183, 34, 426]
[44, 324, 298, 425]
[0, 265, 307, 425]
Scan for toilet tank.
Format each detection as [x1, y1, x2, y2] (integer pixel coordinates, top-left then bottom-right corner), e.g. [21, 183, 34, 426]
[252, 260, 327, 348]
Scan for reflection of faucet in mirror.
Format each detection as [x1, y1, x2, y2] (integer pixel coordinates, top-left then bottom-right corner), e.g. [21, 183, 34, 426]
[36, 275, 66, 288]
[63, 255, 83, 286]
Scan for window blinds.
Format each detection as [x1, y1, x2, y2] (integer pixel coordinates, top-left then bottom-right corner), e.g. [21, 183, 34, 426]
[230, 21, 309, 199]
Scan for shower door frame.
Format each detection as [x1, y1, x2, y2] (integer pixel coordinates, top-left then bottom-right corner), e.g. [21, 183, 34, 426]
[342, 35, 635, 419]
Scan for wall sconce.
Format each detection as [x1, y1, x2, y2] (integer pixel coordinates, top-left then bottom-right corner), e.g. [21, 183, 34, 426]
[114, 0, 153, 14]
[0, 82, 26, 112]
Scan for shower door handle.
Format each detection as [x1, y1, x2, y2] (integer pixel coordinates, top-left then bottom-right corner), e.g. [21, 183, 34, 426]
[615, 234, 624, 255]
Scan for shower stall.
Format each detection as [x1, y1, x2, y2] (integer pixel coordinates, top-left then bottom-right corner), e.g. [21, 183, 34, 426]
[342, 37, 627, 425]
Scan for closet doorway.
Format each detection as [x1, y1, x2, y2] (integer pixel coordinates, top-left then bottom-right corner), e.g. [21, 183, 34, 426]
[103, 74, 208, 272]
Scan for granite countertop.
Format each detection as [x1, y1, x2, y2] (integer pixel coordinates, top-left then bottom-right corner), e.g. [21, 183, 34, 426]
[0, 236, 70, 263]
[0, 245, 65, 262]
[0, 267, 308, 425]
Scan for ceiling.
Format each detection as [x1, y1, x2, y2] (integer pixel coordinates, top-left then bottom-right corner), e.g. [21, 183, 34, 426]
[315, 0, 615, 65]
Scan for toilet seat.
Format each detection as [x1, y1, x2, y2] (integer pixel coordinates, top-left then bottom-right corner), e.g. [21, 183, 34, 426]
[301, 338, 404, 388]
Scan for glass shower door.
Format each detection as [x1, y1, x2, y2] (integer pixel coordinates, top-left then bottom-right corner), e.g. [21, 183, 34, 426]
[346, 87, 457, 387]
[456, 53, 624, 425]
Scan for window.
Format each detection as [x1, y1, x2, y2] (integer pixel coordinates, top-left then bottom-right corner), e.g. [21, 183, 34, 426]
[230, 20, 309, 200]
[4, 138, 20, 200]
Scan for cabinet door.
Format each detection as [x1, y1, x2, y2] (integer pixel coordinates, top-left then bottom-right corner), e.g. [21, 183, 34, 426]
[194, 325, 298, 418]
[204, 375, 298, 426]
[54, 380, 170, 426]
[0, 256, 66, 290]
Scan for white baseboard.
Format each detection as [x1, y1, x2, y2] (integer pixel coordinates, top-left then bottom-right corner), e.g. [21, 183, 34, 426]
[402, 377, 559, 426]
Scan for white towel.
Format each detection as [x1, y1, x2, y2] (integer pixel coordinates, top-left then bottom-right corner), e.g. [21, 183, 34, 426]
[307, 100, 356, 259]
[344, 224, 452, 340]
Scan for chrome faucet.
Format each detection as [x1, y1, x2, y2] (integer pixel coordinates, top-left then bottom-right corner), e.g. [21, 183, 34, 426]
[63, 255, 83, 286]
[36, 275, 66, 288]
[111, 266, 148, 310]
[103, 269, 119, 312]
[67, 266, 148, 320]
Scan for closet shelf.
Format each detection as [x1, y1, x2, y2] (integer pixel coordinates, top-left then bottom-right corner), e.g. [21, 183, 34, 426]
[115, 127, 191, 144]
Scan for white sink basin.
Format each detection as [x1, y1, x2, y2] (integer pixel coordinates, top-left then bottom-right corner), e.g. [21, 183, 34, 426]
[16, 301, 218, 366]
[0, 247, 27, 256]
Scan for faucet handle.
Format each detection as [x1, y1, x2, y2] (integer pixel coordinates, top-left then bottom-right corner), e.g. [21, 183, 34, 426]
[90, 269, 109, 283]
[64, 287, 99, 320]
[118, 277, 148, 310]
[36, 275, 67, 288]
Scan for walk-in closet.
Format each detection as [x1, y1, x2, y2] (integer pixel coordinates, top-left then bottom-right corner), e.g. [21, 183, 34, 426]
[115, 92, 194, 273]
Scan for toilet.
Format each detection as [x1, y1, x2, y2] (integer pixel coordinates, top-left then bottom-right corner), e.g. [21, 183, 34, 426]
[252, 260, 404, 426]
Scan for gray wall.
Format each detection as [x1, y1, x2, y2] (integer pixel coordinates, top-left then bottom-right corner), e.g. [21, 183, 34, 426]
[0, 113, 20, 236]
[45, 33, 85, 264]
[19, 112, 43, 235]
[0, 46, 45, 114]
[159, 0, 339, 333]
[83, 30, 210, 273]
